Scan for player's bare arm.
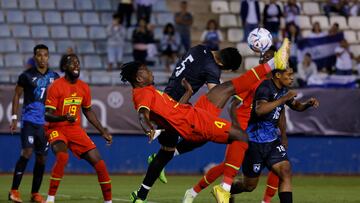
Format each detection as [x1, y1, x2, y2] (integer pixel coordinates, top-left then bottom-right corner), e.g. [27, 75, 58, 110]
[255, 91, 297, 116]
[287, 97, 319, 112]
[229, 97, 242, 129]
[278, 109, 288, 148]
[178, 78, 193, 104]
[82, 107, 113, 144]
[138, 107, 155, 142]
[44, 108, 76, 123]
[10, 85, 23, 133]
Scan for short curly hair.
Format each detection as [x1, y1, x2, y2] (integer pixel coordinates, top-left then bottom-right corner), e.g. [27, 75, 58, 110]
[120, 61, 143, 86]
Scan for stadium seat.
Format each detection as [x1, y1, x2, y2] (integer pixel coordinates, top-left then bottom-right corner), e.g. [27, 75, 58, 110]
[344, 30, 357, 44]
[48, 54, 61, 69]
[126, 27, 135, 40]
[18, 39, 36, 53]
[6, 11, 24, 23]
[297, 15, 312, 29]
[12, 25, 30, 38]
[153, 0, 168, 12]
[19, 0, 36, 9]
[301, 29, 312, 38]
[227, 28, 243, 42]
[31, 25, 49, 38]
[244, 57, 259, 70]
[0, 39, 17, 53]
[84, 55, 103, 69]
[91, 75, 112, 84]
[124, 42, 133, 55]
[311, 16, 330, 30]
[358, 31, 360, 43]
[56, 40, 74, 53]
[95, 41, 107, 54]
[219, 14, 238, 28]
[100, 12, 113, 25]
[0, 55, 4, 68]
[89, 26, 106, 39]
[75, 0, 93, 10]
[82, 12, 100, 25]
[76, 41, 95, 54]
[56, 0, 74, 10]
[1, 0, 18, 9]
[155, 13, 174, 26]
[50, 26, 69, 39]
[0, 25, 11, 37]
[236, 42, 255, 57]
[229, 1, 241, 14]
[211, 1, 229, 14]
[63, 12, 81, 24]
[38, 0, 55, 10]
[348, 16, 360, 30]
[154, 27, 163, 40]
[70, 26, 88, 39]
[93, 0, 111, 11]
[44, 11, 62, 24]
[349, 45, 360, 55]
[0, 11, 4, 23]
[36, 40, 56, 52]
[302, 2, 321, 15]
[25, 11, 43, 24]
[5, 54, 24, 68]
[330, 16, 348, 30]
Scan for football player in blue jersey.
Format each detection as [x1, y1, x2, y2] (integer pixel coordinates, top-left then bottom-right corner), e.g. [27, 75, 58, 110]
[9, 44, 59, 203]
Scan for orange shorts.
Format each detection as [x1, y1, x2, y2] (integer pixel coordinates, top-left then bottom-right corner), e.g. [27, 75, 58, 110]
[194, 95, 222, 117]
[47, 126, 96, 158]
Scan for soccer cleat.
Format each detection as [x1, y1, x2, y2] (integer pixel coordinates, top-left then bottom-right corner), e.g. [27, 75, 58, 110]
[9, 190, 23, 203]
[274, 38, 290, 70]
[130, 191, 147, 203]
[31, 193, 46, 203]
[211, 185, 231, 203]
[147, 153, 168, 184]
[182, 189, 196, 203]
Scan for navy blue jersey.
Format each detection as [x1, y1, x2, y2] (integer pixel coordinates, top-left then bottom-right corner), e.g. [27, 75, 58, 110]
[164, 45, 221, 101]
[17, 68, 59, 125]
[247, 79, 291, 143]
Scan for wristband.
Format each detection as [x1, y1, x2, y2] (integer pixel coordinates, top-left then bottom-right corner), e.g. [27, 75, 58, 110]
[11, 115, 17, 120]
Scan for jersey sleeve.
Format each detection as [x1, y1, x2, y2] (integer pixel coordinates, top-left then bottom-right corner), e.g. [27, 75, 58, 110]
[254, 82, 272, 101]
[82, 83, 92, 108]
[45, 83, 59, 110]
[133, 88, 154, 112]
[17, 73, 27, 87]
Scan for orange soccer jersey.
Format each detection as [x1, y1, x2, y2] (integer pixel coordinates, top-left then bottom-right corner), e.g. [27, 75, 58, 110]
[45, 77, 91, 128]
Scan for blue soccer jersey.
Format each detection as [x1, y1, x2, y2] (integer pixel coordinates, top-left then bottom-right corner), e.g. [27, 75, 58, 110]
[164, 44, 221, 101]
[247, 79, 292, 143]
[17, 68, 59, 125]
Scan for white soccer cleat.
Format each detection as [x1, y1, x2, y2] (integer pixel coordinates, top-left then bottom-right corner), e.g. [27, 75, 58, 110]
[182, 189, 196, 203]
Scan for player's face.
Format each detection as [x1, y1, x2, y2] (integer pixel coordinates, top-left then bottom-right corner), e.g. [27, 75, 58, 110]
[65, 56, 80, 79]
[278, 68, 294, 87]
[34, 49, 49, 70]
[137, 65, 154, 85]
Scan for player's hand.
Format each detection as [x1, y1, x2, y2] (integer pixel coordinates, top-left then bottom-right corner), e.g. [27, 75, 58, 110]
[146, 129, 156, 143]
[102, 128, 113, 145]
[64, 113, 76, 123]
[10, 119, 18, 134]
[282, 90, 297, 102]
[306, 98, 319, 108]
[281, 136, 289, 149]
[181, 78, 193, 93]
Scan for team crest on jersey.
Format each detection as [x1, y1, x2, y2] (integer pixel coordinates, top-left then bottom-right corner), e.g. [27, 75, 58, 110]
[28, 136, 34, 144]
[253, 163, 261, 173]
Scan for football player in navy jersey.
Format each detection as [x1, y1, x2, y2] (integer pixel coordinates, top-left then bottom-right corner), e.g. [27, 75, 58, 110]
[9, 44, 59, 203]
[229, 67, 319, 203]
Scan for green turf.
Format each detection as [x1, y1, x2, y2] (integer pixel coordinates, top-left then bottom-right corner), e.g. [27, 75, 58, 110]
[1, 174, 359, 203]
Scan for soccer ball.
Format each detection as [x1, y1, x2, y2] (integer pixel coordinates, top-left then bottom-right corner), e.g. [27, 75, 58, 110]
[247, 28, 273, 53]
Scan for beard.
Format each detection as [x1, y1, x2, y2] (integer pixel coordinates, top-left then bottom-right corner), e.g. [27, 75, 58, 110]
[65, 69, 80, 80]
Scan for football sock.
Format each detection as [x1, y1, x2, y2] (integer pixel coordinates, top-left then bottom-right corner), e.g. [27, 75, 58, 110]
[193, 163, 225, 193]
[263, 171, 279, 203]
[31, 159, 45, 193]
[188, 188, 198, 197]
[231, 63, 271, 96]
[11, 156, 29, 190]
[279, 192, 292, 203]
[138, 149, 174, 200]
[46, 195, 55, 202]
[223, 141, 248, 191]
[94, 160, 112, 201]
[48, 152, 69, 196]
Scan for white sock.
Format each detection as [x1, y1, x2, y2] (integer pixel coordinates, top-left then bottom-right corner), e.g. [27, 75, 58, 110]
[189, 188, 198, 197]
[221, 183, 231, 192]
[46, 195, 55, 202]
[104, 201, 112, 203]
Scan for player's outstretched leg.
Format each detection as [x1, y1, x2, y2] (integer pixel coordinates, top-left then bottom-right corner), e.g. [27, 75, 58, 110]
[262, 171, 280, 203]
[272, 160, 292, 203]
[147, 153, 167, 184]
[82, 149, 112, 203]
[31, 154, 47, 203]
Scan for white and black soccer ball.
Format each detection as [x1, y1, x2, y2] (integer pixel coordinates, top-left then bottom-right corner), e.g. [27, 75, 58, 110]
[247, 28, 273, 53]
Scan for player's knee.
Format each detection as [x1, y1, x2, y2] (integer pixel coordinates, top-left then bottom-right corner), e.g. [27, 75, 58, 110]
[35, 154, 47, 165]
[56, 152, 69, 164]
[243, 183, 257, 192]
[278, 163, 292, 179]
[21, 148, 33, 159]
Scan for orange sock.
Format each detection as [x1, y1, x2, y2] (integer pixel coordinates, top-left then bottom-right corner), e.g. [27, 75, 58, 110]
[48, 152, 69, 196]
[94, 160, 112, 201]
[223, 141, 248, 187]
[231, 63, 271, 95]
[263, 171, 279, 203]
[193, 163, 225, 193]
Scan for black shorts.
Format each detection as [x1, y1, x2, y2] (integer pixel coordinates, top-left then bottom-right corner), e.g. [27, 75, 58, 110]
[20, 121, 49, 155]
[242, 139, 288, 177]
[158, 131, 179, 148]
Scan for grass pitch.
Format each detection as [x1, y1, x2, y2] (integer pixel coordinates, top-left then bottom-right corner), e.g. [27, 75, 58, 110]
[1, 174, 359, 203]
